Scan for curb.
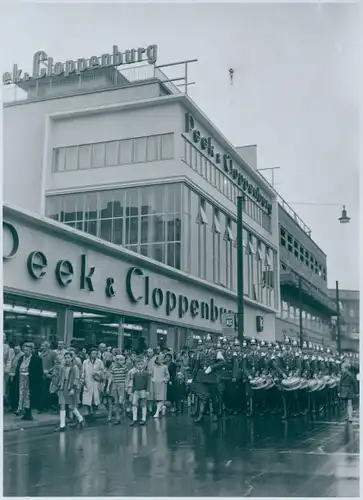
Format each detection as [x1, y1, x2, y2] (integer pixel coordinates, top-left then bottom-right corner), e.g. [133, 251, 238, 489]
[4, 411, 108, 432]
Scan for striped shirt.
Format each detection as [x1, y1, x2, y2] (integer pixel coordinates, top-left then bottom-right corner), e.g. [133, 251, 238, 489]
[111, 362, 128, 385]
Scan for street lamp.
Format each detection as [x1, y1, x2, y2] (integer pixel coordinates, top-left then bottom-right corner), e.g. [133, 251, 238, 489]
[338, 205, 351, 224]
[287, 201, 351, 354]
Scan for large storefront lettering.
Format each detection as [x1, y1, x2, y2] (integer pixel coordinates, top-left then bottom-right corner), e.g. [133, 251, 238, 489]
[184, 113, 272, 214]
[125, 267, 233, 324]
[3, 222, 236, 326]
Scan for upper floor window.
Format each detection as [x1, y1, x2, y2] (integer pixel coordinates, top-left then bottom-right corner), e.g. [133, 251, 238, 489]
[52, 133, 174, 172]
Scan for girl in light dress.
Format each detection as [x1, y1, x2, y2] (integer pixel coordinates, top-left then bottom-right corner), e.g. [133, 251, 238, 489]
[151, 355, 170, 418]
[57, 351, 84, 431]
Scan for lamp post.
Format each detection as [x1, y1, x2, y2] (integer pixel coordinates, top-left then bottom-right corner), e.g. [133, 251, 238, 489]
[335, 280, 341, 353]
[287, 202, 351, 353]
[237, 196, 244, 342]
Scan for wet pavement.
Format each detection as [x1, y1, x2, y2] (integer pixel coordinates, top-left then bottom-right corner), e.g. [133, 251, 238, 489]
[4, 409, 359, 497]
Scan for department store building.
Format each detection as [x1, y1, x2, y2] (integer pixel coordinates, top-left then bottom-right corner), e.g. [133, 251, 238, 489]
[2, 45, 280, 350]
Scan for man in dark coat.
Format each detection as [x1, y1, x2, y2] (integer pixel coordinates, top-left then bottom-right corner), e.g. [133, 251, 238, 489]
[339, 361, 358, 422]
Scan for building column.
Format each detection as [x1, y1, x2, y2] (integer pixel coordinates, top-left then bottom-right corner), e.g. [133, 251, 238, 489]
[57, 308, 73, 345]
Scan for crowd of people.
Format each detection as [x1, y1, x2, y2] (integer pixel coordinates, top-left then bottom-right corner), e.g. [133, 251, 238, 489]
[3, 333, 359, 432]
[3, 335, 190, 430]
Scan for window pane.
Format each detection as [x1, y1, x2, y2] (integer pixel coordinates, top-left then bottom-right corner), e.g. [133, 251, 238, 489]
[175, 242, 181, 269]
[126, 189, 139, 216]
[53, 148, 65, 172]
[126, 217, 138, 244]
[167, 243, 175, 267]
[100, 219, 112, 242]
[113, 218, 123, 245]
[166, 184, 181, 213]
[99, 191, 113, 219]
[92, 143, 106, 168]
[134, 137, 147, 163]
[84, 192, 98, 220]
[62, 195, 78, 222]
[150, 243, 165, 264]
[161, 133, 174, 159]
[146, 136, 160, 161]
[113, 191, 124, 217]
[78, 145, 92, 170]
[105, 141, 119, 166]
[85, 220, 98, 236]
[120, 139, 133, 164]
[46, 197, 60, 221]
[65, 146, 78, 171]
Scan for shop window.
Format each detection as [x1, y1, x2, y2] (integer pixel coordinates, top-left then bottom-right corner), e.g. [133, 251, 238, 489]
[79, 145, 92, 170]
[92, 142, 106, 168]
[133, 137, 147, 163]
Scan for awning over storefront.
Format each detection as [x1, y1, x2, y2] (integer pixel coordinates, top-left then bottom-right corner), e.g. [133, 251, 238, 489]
[280, 271, 337, 316]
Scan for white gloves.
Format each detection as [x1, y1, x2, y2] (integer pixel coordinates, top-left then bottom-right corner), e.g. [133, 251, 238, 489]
[204, 366, 212, 375]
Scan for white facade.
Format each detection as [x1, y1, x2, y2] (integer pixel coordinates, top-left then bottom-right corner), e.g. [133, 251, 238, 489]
[3, 62, 280, 341]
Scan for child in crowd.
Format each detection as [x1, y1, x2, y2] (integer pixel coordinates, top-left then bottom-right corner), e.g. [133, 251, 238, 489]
[130, 357, 149, 426]
[151, 355, 169, 418]
[104, 358, 113, 418]
[106, 354, 128, 425]
[126, 357, 138, 418]
[175, 371, 187, 413]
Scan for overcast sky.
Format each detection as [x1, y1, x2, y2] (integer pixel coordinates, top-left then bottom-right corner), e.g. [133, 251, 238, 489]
[1, 2, 360, 290]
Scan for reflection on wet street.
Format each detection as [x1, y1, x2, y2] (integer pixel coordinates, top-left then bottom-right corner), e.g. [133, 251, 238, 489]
[4, 411, 359, 497]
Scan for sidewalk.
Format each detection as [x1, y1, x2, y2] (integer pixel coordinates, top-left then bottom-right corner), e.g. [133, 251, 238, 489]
[4, 409, 108, 432]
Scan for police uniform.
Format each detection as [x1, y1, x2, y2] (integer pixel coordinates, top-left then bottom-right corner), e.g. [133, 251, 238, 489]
[191, 335, 224, 423]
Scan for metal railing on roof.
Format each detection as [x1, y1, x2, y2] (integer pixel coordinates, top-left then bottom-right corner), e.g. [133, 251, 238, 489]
[256, 170, 312, 237]
[2, 59, 197, 105]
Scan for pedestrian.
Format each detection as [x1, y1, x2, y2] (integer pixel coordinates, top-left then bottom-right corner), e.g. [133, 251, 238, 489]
[103, 358, 113, 414]
[8, 344, 23, 412]
[40, 341, 57, 412]
[145, 348, 157, 415]
[57, 351, 84, 431]
[130, 357, 149, 426]
[13, 343, 30, 417]
[126, 356, 137, 417]
[151, 355, 169, 418]
[14, 342, 41, 421]
[339, 361, 358, 423]
[49, 356, 62, 411]
[54, 341, 67, 362]
[107, 354, 128, 424]
[4, 335, 15, 410]
[165, 353, 177, 412]
[175, 370, 187, 413]
[81, 348, 105, 419]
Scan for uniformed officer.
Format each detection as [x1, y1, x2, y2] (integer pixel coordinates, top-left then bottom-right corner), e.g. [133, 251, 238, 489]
[191, 334, 224, 423]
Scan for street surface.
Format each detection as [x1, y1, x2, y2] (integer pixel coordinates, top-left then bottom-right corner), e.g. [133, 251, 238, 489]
[4, 410, 359, 497]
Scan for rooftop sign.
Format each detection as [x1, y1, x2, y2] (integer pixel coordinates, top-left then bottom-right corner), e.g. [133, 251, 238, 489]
[2, 44, 158, 86]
